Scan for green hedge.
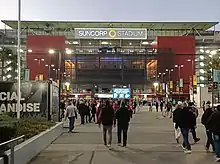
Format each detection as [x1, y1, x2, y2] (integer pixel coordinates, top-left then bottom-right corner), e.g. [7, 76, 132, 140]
[0, 115, 56, 153]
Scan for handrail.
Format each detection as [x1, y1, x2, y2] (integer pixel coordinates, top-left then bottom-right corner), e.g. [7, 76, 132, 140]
[0, 135, 25, 164]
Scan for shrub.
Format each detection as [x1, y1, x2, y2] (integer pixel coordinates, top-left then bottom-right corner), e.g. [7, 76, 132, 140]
[0, 115, 56, 150]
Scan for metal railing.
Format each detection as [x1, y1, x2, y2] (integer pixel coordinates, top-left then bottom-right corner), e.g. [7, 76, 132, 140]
[0, 135, 25, 164]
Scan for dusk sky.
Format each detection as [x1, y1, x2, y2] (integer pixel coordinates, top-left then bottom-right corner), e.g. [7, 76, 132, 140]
[0, 0, 220, 29]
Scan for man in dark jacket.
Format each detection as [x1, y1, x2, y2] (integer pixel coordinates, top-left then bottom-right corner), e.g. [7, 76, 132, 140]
[78, 100, 88, 125]
[115, 102, 131, 147]
[201, 102, 215, 152]
[172, 102, 182, 143]
[188, 102, 200, 143]
[90, 101, 97, 122]
[98, 100, 115, 147]
[207, 105, 220, 162]
[176, 103, 195, 154]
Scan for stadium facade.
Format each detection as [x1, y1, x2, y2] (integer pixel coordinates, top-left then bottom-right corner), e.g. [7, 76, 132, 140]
[0, 21, 220, 104]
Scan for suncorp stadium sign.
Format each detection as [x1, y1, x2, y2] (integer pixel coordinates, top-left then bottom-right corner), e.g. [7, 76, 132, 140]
[74, 28, 147, 39]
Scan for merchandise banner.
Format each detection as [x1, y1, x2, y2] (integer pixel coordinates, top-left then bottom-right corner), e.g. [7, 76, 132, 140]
[0, 81, 59, 120]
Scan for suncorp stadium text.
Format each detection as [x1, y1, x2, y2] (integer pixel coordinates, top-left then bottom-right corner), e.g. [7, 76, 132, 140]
[77, 29, 145, 38]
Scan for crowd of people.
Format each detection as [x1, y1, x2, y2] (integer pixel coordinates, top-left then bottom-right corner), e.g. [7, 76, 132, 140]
[62, 98, 220, 162]
[172, 101, 220, 162]
[62, 99, 139, 147]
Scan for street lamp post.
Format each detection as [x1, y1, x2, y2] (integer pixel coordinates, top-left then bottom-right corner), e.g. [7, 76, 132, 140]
[159, 72, 166, 98]
[45, 64, 55, 79]
[49, 49, 66, 122]
[34, 58, 45, 80]
[53, 68, 60, 80]
[187, 59, 195, 102]
[166, 68, 174, 99]
[17, 0, 21, 119]
[175, 65, 184, 100]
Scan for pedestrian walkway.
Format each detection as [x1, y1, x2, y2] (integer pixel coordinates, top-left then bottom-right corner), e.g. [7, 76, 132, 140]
[29, 107, 215, 164]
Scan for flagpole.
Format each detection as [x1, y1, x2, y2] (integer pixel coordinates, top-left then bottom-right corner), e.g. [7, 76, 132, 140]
[17, 0, 21, 119]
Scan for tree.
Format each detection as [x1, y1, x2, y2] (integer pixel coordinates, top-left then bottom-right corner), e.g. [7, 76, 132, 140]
[204, 56, 220, 71]
[0, 47, 17, 81]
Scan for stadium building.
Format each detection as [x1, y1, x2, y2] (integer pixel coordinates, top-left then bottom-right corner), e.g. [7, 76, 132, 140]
[0, 21, 220, 104]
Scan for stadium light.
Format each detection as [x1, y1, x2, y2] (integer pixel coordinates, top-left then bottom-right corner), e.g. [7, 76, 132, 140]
[49, 49, 55, 54]
[200, 49, 204, 53]
[205, 50, 210, 53]
[200, 69, 205, 74]
[65, 48, 72, 55]
[200, 55, 204, 60]
[101, 41, 108, 45]
[72, 41, 79, 45]
[200, 62, 205, 67]
[142, 41, 149, 45]
[65, 82, 70, 86]
[210, 50, 217, 55]
[200, 76, 205, 81]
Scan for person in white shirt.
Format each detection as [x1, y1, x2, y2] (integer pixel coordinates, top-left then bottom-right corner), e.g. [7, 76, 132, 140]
[65, 101, 78, 132]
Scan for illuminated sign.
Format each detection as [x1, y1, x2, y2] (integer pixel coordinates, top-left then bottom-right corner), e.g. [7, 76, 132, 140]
[112, 88, 131, 99]
[74, 28, 147, 39]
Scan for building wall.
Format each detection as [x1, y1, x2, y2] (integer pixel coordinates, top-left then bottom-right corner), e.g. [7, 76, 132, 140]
[157, 36, 196, 94]
[26, 36, 65, 80]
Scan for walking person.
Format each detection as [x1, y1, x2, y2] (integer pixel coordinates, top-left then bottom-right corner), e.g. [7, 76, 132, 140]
[160, 100, 164, 112]
[128, 101, 134, 118]
[60, 100, 66, 119]
[98, 100, 115, 147]
[172, 102, 182, 143]
[85, 101, 91, 123]
[115, 102, 131, 147]
[90, 101, 97, 122]
[96, 100, 103, 124]
[188, 102, 200, 143]
[149, 101, 152, 112]
[176, 103, 195, 154]
[155, 101, 159, 112]
[133, 100, 137, 114]
[201, 101, 215, 152]
[202, 101, 206, 112]
[65, 101, 78, 133]
[207, 105, 220, 162]
[78, 100, 87, 125]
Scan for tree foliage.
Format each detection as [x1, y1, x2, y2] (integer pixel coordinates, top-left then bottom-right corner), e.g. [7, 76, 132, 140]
[204, 55, 220, 71]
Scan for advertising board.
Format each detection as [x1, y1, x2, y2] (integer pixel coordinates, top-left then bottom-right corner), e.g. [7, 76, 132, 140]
[0, 81, 59, 119]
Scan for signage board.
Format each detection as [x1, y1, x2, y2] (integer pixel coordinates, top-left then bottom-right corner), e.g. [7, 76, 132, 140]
[213, 69, 220, 82]
[74, 28, 147, 39]
[193, 75, 197, 86]
[179, 78, 183, 88]
[169, 81, 173, 89]
[0, 82, 59, 118]
[112, 88, 131, 99]
[24, 69, 30, 81]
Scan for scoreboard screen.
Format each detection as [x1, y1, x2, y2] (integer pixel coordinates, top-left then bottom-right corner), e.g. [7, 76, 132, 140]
[112, 88, 131, 99]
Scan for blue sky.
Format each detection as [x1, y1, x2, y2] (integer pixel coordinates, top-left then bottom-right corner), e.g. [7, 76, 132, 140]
[0, 0, 220, 29]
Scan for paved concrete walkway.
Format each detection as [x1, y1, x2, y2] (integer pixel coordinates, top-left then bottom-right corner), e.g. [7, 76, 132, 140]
[29, 107, 216, 164]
